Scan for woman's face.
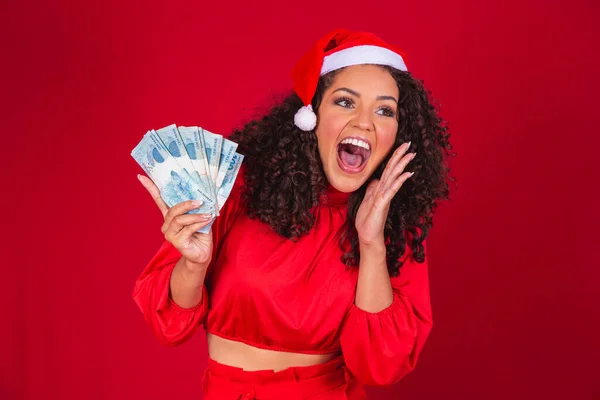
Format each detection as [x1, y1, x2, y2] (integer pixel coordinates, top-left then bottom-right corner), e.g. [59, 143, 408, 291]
[315, 64, 399, 193]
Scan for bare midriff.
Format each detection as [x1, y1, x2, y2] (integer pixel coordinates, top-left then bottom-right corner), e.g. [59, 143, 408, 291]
[207, 333, 341, 372]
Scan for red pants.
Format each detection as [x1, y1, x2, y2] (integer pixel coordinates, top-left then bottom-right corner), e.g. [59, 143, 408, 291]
[201, 356, 366, 399]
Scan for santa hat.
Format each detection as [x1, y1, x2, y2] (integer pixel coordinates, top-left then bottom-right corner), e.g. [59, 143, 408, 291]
[291, 29, 409, 131]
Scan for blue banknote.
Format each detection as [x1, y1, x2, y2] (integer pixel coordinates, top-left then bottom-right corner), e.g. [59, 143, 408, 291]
[216, 137, 238, 189]
[201, 128, 222, 188]
[178, 126, 216, 206]
[132, 124, 244, 233]
[154, 124, 198, 183]
[131, 131, 216, 233]
[217, 152, 244, 211]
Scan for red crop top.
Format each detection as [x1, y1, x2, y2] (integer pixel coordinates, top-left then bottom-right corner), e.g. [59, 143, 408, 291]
[133, 168, 433, 386]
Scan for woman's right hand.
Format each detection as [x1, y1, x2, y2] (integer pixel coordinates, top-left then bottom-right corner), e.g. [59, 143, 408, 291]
[137, 174, 213, 270]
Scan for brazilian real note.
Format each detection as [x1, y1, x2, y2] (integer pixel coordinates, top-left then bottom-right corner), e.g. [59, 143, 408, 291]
[201, 128, 222, 189]
[217, 152, 244, 211]
[154, 124, 199, 186]
[131, 131, 216, 233]
[216, 137, 238, 189]
[178, 126, 216, 207]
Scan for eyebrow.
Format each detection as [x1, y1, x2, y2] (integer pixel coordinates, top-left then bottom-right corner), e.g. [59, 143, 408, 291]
[332, 87, 398, 104]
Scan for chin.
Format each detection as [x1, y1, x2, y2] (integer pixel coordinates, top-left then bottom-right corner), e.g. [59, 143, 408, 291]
[324, 163, 370, 193]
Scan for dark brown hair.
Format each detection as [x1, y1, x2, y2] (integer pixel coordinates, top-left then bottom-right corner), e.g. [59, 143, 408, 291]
[230, 66, 455, 277]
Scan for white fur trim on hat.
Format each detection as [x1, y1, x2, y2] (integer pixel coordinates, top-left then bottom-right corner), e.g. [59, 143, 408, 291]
[294, 104, 317, 131]
[321, 45, 407, 75]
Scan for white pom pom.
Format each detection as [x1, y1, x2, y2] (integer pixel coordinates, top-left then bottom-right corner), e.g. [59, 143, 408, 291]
[294, 105, 317, 131]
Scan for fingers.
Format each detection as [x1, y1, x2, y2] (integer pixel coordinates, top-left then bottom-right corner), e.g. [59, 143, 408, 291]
[385, 152, 416, 190]
[164, 212, 212, 241]
[380, 141, 412, 185]
[365, 179, 379, 199]
[174, 217, 214, 241]
[381, 171, 414, 203]
[138, 174, 169, 217]
[380, 147, 416, 192]
[162, 200, 204, 235]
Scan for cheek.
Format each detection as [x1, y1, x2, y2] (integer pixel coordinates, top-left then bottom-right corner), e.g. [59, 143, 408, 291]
[316, 114, 346, 153]
[375, 125, 398, 157]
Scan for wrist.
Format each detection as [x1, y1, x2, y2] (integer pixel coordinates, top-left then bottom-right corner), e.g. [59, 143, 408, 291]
[359, 239, 387, 266]
[181, 257, 209, 277]
[170, 258, 207, 308]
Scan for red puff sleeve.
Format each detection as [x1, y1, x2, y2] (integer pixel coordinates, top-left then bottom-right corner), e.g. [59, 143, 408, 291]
[132, 240, 208, 346]
[132, 167, 246, 347]
[339, 239, 433, 386]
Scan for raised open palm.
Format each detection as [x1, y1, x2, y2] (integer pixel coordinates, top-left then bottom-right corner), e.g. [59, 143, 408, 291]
[355, 142, 416, 245]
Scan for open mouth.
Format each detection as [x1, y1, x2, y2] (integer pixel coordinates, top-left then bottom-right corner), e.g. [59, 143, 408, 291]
[336, 137, 372, 174]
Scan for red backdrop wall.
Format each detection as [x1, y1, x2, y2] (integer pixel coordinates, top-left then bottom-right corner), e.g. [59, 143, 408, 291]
[1, 0, 599, 399]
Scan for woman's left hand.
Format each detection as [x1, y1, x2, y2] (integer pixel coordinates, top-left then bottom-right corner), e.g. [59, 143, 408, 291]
[355, 142, 416, 246]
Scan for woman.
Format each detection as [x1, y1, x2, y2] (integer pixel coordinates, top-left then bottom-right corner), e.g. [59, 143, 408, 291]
[134, 29, 453, 399]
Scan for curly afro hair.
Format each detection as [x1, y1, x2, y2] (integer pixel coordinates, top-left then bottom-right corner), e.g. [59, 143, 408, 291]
[229, 65, 455, 277]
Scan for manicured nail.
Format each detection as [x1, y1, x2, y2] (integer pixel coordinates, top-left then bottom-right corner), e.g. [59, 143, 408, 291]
[407, 141, 411, 149]
[200, 214, 212, 220]
[409, 171, 416, 177]
[137, 174, 142, 180]
[191, 200, 202, 207]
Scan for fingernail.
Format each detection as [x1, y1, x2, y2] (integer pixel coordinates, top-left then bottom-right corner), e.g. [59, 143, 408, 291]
[191, 200, 202, 207]
[137, 174, 142, 180]
[407, 141, 411, 149]
[200, 214, 212, 220]
[409, 171, 416, 177]
[412, 152, 417, 159]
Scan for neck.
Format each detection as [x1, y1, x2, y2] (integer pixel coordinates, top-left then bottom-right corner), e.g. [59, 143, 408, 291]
[319, 183, 351, 206]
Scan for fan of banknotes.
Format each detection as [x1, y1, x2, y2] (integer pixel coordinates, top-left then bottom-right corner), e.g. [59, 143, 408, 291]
[131, 124, 244, 233]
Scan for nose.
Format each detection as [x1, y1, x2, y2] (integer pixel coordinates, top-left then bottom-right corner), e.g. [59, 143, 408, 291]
[352, 104, 374, 131]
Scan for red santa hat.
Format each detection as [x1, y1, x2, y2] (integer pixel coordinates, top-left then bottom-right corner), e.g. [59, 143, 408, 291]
[291, 29, 409, 131]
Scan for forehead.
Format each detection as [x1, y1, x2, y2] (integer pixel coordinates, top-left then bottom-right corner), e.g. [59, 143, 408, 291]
[328, 65, 398, 97]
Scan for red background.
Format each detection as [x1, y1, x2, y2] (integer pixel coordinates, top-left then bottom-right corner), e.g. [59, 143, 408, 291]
[2, 0, 599, 399]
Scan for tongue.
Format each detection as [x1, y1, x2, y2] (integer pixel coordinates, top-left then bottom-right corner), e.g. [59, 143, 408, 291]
[340, 150, 363, 167]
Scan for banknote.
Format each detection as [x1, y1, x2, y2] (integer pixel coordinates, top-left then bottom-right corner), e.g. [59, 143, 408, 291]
[154, 125, 198, 185]
[216, 137, 238, 189]
[132, 124, 244, 233]
[217, 152, 244, 211]
[202, 128, 222, 188]
[131, 131, 216, 233]
[178, 126, 215, 204]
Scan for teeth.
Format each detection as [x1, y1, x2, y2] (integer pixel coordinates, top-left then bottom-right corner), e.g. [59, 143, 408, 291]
[341, 137, 370, 151]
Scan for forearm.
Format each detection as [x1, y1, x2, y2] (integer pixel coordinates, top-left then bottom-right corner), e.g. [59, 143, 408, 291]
[355, 240, 394, 313]
[169, 257, 208, 309]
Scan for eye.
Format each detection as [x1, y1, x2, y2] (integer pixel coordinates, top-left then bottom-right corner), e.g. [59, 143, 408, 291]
[334, 96, 354, 108]
[377, 106, 396, 118]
